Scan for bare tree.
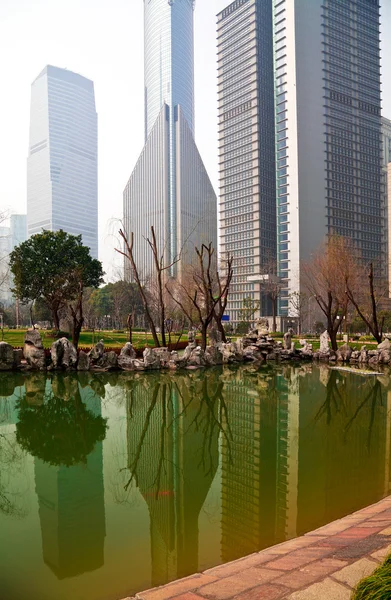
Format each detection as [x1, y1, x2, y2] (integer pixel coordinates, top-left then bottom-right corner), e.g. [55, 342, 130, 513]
[345, 261, 388, 343]
[302, 236, 355, 351]
[167, 243, 233, 350]
[117, 227, 179, 347]
[212, 253, 234, 342]
[288, 292, 308, 335]
[259, 258, 282, 333]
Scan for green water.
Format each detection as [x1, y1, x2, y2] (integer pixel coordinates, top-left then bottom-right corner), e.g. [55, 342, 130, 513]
[0, 364, 390, 600]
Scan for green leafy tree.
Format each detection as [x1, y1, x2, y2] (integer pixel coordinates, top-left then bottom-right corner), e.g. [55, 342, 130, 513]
[10, 230, 104, 345]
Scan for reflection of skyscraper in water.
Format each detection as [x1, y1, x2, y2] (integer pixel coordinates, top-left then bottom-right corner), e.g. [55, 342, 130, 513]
[34, 386, 106, 579]
[220, 371, 281, 562]
[127, 377, 219, 587]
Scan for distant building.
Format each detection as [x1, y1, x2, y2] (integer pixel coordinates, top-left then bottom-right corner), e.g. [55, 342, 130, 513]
[27, 65, 98, 258]
[10, 214, 27, 251]
[382, 117, 391, 289]
[123, 0, 216, 281]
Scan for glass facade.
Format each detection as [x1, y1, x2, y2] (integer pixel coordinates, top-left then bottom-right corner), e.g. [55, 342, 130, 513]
[218, 0, 276, 325]
[323, 0, 382, 264]
[124, 0, 216, 279]
[27, 66, 98, 259]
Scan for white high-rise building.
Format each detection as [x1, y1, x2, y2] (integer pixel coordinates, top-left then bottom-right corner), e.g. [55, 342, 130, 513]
[123, 0, 217, 280]
[27, 66, 98, 258]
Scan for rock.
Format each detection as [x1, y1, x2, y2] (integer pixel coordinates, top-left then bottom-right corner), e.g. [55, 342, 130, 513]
[77, 350, 90, 371]
[205, 344, 224, 365]
[378, 338, 391, 351]
[13, 349, 23, 368]
[187, 346, 207, 367]
[152, 348, 171, 368]
[143, 348, 161, 370]
[50, 337, 78, 369]
[320, 331, 330, 354]
[284, 328, 294, 350]
[89, 340, 105, 363]
[0, 342, 16, 370]
[96, 351, 118, 370]
[359, 346, 368, 363]
[118, 342, 137, 370]
[336, 343, 353, 362]
[379, 349, 391, 364]
[24, 329, 46, 370]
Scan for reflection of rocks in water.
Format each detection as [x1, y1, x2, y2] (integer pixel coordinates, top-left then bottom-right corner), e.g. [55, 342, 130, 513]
[25, 373, 46, 406]
[126, 370, 221, 586]
[0, 372, 24, 398]
[51, 375, 79, 401]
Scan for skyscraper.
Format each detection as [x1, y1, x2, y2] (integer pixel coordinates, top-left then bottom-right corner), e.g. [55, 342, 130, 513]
[123, 0, 217, 280]
[217, 0, 276, 326]
[218, 0, 382, 321]
[27, 66, 98, 258]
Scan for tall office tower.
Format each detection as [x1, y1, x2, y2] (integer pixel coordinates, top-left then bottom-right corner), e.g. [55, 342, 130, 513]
[271, 0, 382, 314]
[27, 66, 98, 258]
[217, 0, 276, 326]
[218, 0, 382, 321]
[123, 0, 217, 280]
[381, 117, 391, 286]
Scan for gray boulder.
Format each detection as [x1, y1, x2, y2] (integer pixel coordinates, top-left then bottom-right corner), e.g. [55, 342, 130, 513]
[320, 331, 330, 354]
[378, 338, 391, 351]
[89, 340, 105, 363]
[143, 348, 161, 370]
[24, 329, 46, 370]
[118, 342, 137, 370]
[51, 337, 78, 369]
[0, 342, 16, 370]
[96, 351, 118, 370]
[77, 350, 90, 371]
[13, 349, 23, 368]
[336, 343, 353, 362]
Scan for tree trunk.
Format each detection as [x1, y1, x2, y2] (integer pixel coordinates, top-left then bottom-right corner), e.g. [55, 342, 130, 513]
[213, 313, 227, 342]
[272, 298, 277, 333]
[53, 308, 60, 332]
[72, 315, 83, 349]
[328, 322, 338, 351]
[201, 324, 208, 352]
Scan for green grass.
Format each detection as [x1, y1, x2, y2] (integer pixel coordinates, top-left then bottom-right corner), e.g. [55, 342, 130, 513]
[352, 554, 391, 599]
[0, 329, 185, 349]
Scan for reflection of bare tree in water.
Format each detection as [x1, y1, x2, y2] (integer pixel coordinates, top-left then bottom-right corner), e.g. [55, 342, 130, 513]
[0, 415, 28, 519]
[314, 369, 384, 450]
[124, 371, 231, 494]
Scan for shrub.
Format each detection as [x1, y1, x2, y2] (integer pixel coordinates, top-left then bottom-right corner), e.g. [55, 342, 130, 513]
[43, 330, 71, 340]
[358, 335, 376, 342]
[352, 553, 391, 600]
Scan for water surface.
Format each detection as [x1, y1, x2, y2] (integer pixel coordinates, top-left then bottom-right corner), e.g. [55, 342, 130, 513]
[0, 364, 390, 600]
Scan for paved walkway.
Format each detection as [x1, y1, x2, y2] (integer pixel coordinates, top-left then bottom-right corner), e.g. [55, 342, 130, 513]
[124, 496, 391, 600]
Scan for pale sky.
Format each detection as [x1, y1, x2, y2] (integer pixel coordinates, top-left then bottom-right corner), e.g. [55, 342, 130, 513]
[1, 0, 391, 278]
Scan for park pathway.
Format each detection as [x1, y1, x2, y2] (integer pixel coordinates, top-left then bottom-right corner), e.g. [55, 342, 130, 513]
[123, 495, 391, 600]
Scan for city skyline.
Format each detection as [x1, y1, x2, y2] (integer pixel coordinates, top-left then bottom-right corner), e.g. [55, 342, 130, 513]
[1, 1, 391, 277]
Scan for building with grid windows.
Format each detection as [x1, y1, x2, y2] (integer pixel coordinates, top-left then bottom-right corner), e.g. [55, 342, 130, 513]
[123, 0, 217, 281]
[382, 117, 391, 286]
[27, 66, 98, 259]
[274, 0, 382, 313]
[217, 0, 276, 326]
[218, 0, 382, 321]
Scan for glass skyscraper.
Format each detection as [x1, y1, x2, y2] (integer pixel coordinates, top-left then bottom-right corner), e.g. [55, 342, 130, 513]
[124, 0, 216, 280]
[218, 0, 382, 322]
[27, 66, 98, 259]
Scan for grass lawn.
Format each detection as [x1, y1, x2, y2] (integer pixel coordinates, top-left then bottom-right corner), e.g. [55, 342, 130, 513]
[1, 329, 185, 349]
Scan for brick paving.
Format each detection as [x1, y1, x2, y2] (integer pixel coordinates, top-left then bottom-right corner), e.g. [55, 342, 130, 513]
[123, 496, 391, 600]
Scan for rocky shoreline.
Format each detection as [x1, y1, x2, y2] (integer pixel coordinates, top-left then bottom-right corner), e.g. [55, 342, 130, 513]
[1, 325, 391, 372]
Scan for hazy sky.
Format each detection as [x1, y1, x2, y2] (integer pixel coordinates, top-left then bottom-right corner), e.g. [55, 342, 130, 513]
[1, 0, 391, 277]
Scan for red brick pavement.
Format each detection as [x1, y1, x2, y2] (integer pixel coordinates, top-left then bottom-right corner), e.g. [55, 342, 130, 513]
[123, 496, 391, 600]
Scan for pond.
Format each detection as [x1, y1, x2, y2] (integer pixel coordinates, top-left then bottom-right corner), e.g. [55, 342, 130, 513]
[0, 364, 390, 600]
